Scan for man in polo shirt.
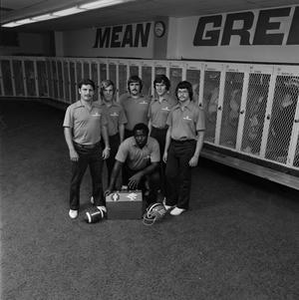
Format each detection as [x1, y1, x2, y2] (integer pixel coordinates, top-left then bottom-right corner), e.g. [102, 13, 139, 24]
[63, 78, 110, 219]
[106, 123, 160, 208]
[99, 80, 127, 183]
[148, 74, 177, 199]
[163, 81, 205, 216]
[119, 75, 150, 139]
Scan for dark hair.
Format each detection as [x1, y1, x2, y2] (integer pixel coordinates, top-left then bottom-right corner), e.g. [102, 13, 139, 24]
[154, 74, 171, 90]
[128, 75, 143, 91]
[100, 79, 116, 97]
[78, 78, 96, 90]
[175, 81, 193, 101]
[133, 123, 149, 136]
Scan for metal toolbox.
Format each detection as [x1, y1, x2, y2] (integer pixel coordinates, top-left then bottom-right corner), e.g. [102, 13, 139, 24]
[105, 190, 143, 219]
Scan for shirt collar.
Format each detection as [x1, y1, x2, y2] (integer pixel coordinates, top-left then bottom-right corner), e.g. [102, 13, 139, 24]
[132, 137, 150, 149]
[174, 100, 193, 111]
[153, 93, 171, 103]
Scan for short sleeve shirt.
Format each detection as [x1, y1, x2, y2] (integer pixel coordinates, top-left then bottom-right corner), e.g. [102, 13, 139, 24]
[166, 101, 205, 141]
[101, 102, 127, 136]
[148, 93, 177, 129]
[119, 93, 150, 131]
[115, 136, 160, 170]
[63, 100, 107, 145]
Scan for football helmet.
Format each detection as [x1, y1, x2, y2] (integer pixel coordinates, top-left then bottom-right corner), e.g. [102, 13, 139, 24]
[142, 203, 167, 226]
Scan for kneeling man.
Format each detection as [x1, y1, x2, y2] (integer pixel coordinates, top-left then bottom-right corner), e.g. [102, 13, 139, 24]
[106, 123, 160, 208]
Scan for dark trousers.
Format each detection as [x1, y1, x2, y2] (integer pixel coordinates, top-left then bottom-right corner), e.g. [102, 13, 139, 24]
[150, 127, 168, 196]
[165, 139, 196, 209]
[123, 164, 160, 208]
[102, 133, 120, 184]
[70, 143, 104, 210]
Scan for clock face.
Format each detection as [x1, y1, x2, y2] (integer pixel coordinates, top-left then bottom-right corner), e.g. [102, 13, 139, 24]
[154, 21, 165, 37]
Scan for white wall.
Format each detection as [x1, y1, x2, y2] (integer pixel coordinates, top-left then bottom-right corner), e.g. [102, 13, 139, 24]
[168, 5, 299, 63]
[61, 24, 154, 58]
[0, 32, 53, 56]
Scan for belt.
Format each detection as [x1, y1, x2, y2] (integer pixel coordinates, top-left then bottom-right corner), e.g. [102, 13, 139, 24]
[171, 139, 194, 143]
[152, 126, 168, 131]
[74, 141, 101, 149]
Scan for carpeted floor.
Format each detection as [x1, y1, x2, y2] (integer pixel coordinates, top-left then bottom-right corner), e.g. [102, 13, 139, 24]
[0, 99, 298, 300]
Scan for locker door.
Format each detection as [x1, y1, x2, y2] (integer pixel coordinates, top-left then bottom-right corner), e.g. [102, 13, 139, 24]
[108, 62, 117, 86]
[203, 67, 222, 144]
[129, 64, 139, 77]
[118, 63, 127, 98]
[241, 73, 270, 155]
[83, 61, 90, 79]
[91, 62, 99, 101]
[57, 61, 64, 100]
[37, 60, 49, 98]
[186, 63, 202, 105]
[24, 60, 36, 97]
[1, 60, 14, 96]
[69, 62, 76, 103]
[63, 61, 70, 103]
[265, 75, 299, 164]
[13, 60, 25, 96]
[219, 71, 244, 149]
[154, 63, 167, 77]
[46, 60, 53, 99]
[169, 63, 183, 99]
[100, 63, 107, 81]
[141, 63, 153, 98]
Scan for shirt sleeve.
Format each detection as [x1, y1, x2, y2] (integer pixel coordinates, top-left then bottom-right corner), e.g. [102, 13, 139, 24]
[63, 106, 73, 128]
[115, 141, 128, 163]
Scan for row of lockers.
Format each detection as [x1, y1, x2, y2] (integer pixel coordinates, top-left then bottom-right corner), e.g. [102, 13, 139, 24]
[1, 56, 299, 170]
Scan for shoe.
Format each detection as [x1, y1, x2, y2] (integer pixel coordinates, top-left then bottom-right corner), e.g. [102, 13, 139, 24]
[163, 198, 173, 210]
[170, 207, 186, 216]
[69, 209, 78, 219]
[96, 206, 107, 214]
[90, 196, 94, 204]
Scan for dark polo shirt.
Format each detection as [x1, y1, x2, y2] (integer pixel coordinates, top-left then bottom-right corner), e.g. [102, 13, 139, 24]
[115, 136, 160, 171]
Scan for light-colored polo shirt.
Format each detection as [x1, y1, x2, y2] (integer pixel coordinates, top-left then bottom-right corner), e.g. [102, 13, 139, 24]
[148, 93, 177, 129]
[119, 94, 150, 131]
[166, 101, 205, 141]
[115, 136, 160, 171]
[101, 102, 127, 136]
[63, 100, 107, 145]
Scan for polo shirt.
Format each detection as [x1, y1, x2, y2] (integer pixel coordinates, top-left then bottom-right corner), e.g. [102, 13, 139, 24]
[63, 100, 107, 145]
[119, 93, 150, 131]
[101, 102, 127, 136]
[166, 101, 205, 141]
[115, 136, 160, 171]
[148, 93, 177, 129]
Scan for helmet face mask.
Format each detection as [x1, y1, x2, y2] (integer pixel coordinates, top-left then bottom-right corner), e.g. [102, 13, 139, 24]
[142, 203, 167, 226]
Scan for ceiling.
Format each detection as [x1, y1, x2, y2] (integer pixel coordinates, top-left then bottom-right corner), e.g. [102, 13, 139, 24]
[0, 0, 297, 32]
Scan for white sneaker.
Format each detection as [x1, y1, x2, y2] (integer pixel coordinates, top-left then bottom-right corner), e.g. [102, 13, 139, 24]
[163, 198, 173, 210]
[69, 209, 78, 219]
[96, 206, 107, 214]
[170, 207, 186, 216]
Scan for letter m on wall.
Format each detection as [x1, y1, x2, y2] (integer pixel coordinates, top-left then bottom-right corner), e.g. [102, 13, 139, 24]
[93, 28, 111, 48]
